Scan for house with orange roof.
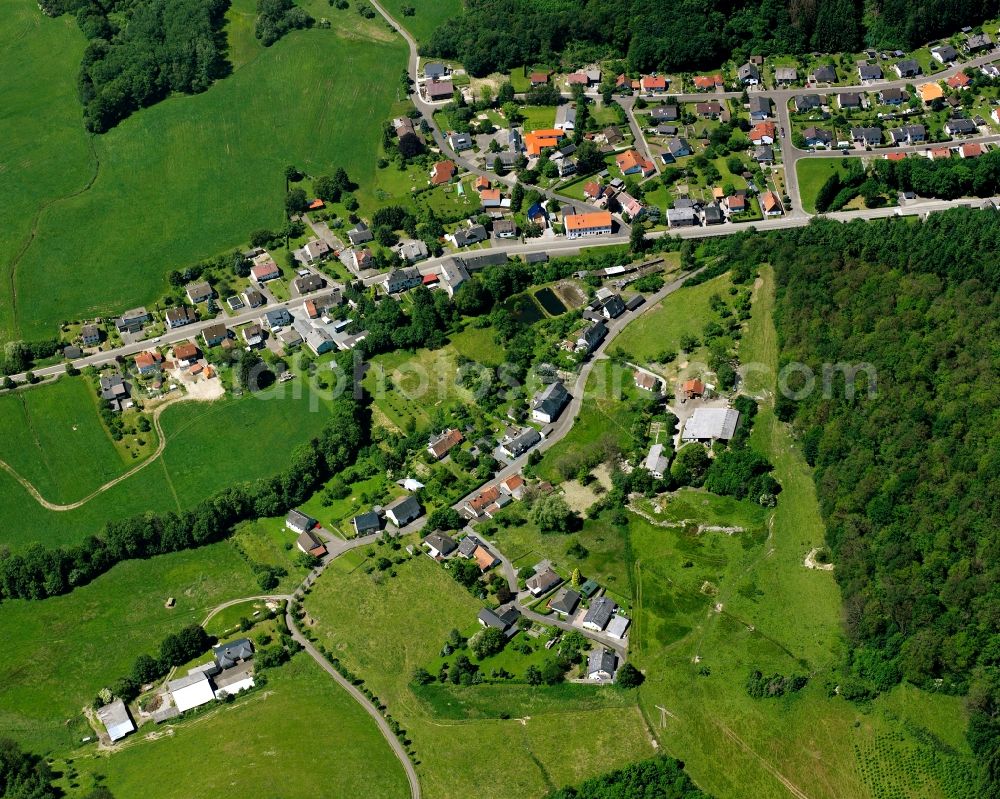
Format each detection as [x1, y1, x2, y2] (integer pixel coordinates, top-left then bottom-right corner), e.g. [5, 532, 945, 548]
[616, 149, 655, 177]
[929, 146, 953, 159]
[475, 175, 490, 191]
[134, 350, 163, 376]
[761, 192, 783, 216]
[465, 485, 501, 518]
[583, 180, 604, 200]
[473, 545, 499, 571]
[173, 342, 199, 365]
[693, 74, 723, 90]
[479, 188, 502, 207]
[564, 211, 613, 239]
[307, 198, 324, 210]
[252, 258, 280, 283]
[960, 142, 985, 158]
[524, 129, 563, 156]
[947, 71, 972, 90]
[640, 75, 668, 93]
[885, 151, 907, 161]
[430, 160, 457, 185]
[529, 71, 549, 86]
[682, 378, 705, 399]
[749, 121, 776, 145]
[305, 299, 319, 318]
[499, 473, 526, 499]
[918, 82, 944, 103]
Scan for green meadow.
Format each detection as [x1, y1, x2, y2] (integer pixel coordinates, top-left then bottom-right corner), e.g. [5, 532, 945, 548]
[796, 157, 858, 214]
[59, 656, 409, 799]
[0, 375, 344, 551]
[4, 0, 406, 340]
[379, 0, 463, 45]
[614, 272, 733, 363]
[303, 551, 655, 799]
[0, 543, 261, 754]
[0, 376, 142, 504]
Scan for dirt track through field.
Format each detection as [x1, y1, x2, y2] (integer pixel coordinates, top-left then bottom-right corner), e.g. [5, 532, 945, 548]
[0, 395, 183, 510]
[716, 722, 813, 799]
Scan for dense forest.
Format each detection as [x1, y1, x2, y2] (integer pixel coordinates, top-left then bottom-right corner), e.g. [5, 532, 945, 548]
[761, 211, 1000, 795]
[425, 0, 999, 77]
[545, 755, 712, 798]
[41, 0, 230, 131]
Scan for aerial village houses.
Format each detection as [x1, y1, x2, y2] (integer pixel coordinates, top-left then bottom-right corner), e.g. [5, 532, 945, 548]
[428, 428, 463, 459]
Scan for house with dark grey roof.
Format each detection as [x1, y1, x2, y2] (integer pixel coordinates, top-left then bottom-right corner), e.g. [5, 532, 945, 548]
[650, 104, 679, 122]
[803, 126, 832, 147]
[116, 306, 151, 333]
[747, 96, 771, 121]
[774, 66, 797, 84]
[737, 62, 760, 85]
[294, 273, 325, 295]
[891, 124, 926, 144]
[811, 65, 836, 83]
[582, 596, 616, 631]
[793, 94, 823, 112]
[838, 92, 863, 109]
[894, 59, 921, 78]
[386, 495, 422, 527]
[549, 588, 580, 617]
[478, 604, 521, 633]
[532, 381, 570, 424]
[753, 144, 774, 163]
[526, 568, 562, 597]
[80, 323, 101, 346]
[352, 511, 382, 536]
[457, 534, 484, 558]
[966, 33, 992, 53]
[99, 373, 132, 412]
[424, 62, 447, 80]
[213, 638, 254, 670]
[931, 45, 958, 63]
[587, 648, 617, 681]
[858, 63, 883, 82]
[945, 118, 977, 136]
[601, 295, 626, 319]
[879, 87, 906, 105]
[285, 509, 316, 534]
[347, 222, 373, 246]
[500, 426, 541, 459]
[165, 305, 196, 330]
[851, 126, 882, 146]
[575, 320, 607, 354]
[423, 532, 457, 558]
[297, 529, 327, 557]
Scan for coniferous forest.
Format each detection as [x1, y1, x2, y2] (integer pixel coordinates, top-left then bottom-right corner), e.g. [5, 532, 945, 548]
[426, 0, 1000, 77]
[761, 211, 1000, 796]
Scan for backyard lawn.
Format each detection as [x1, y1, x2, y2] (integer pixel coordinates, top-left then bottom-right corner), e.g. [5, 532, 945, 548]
[796, 157, 858, 213]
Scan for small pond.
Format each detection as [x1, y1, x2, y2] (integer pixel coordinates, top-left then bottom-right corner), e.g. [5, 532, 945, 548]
[534, 287, 568, 316]
[505, 294, 545, 325]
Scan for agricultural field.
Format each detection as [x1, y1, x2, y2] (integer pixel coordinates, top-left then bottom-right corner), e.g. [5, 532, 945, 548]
[796, 157, 858, 213]
[613, 272, 734, 363]
[623, 264, 977, 799]
[0, 376, 150, 505]
[5, 0, 406, 340]
[381, 0, 462, 44]
[0, 543, 262, 754]
[58, 656, 410, 799]
[0, 375, 345, 551]
[302, 551, 655, 799]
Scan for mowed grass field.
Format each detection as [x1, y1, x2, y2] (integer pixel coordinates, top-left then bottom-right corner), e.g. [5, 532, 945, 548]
[380, 0, 462, 45]
[0, 543, 261, 754]
[614, 273, 733, 363]
[0, 376, 345, 551]
[624, 264, 975, 799]
[0, 377, 141, 504]
[303, 552, 655, 799]
[6, 0, 406, 339]
[796, 157, 858, 213]
[0, 5, 92, 340]
[59, 656, 409, 799]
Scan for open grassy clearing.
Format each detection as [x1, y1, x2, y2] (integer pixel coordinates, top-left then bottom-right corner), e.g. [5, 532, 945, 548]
[0, 4, 92, 341]
[0, 543, 261, 754]
[0, 376, 145, 504]
[8, 3, 406, 339]
[0, 376, 344, 551]
[535, 360, 648, 484]
[633, 488, 770, 529]
[59, 656, 409, 799]
[477, 508, 636, 608]
[448, 323, 507, 367]
[625, 263, 975, 799]
[614, 272, 733, 363]
[303, 553, 654, 799]
[796, 157, 857, 213]
[380, 0, 462, 45]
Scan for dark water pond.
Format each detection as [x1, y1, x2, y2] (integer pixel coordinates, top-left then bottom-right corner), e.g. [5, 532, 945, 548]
[534, 287, 568, 316]
[505, 294, 545, 324]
